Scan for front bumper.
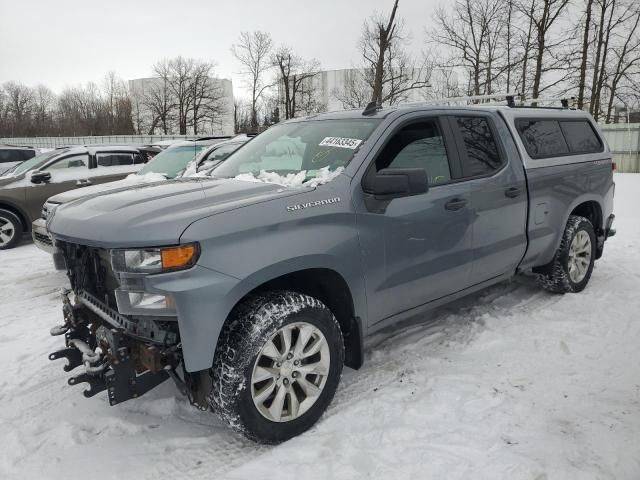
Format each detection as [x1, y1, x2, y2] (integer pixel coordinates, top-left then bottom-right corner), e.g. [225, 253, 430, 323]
[32, 218, 55, 253]
[49, 289, 175, 405]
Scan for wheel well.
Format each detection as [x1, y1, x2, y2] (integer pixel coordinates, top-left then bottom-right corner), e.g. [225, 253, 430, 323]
[240, 268, 363, 369]
[0, 203, 28, 232]
[571, 201, 602, 233]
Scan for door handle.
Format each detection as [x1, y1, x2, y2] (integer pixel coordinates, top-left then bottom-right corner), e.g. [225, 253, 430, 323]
[445, 198, 468, 211]
[505, 187, 522, 198]
[76, 179, 92, 187]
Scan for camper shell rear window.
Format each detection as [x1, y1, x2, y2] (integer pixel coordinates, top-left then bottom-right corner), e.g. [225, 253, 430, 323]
[516, 118, 603, 159]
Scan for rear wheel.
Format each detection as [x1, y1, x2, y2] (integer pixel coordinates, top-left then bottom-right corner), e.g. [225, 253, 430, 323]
[537, 215, 596, 293]
[0, 209, 23, 250]
[209, 291, 344, 444]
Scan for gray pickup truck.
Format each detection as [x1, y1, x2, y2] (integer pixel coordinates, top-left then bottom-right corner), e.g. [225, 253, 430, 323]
[47, 102, 615, 444]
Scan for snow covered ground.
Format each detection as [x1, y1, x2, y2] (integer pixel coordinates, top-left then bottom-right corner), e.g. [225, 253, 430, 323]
[1, 174, 639, 480]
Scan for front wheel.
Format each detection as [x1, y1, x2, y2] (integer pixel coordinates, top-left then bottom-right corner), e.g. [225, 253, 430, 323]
[537, 215, 596, 293]
[209, 291, 344, 444]
[0, 209, 23, 250]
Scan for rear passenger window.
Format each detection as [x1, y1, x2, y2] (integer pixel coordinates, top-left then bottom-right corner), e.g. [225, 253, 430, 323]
[97, 153, 135, 167]
[22, 150, 35, 160]
[560, 121, 602, 154]
[455, 117, 503, 177]
[376, 120, 452, 186]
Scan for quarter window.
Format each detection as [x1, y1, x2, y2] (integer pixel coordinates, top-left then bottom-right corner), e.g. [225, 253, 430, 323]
[376, 121, 452, 186]
[455, 117, 503, 177]
[560, 121, 602, 153]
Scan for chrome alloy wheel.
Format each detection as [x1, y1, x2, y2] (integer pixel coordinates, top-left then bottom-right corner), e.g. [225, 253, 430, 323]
[0, 216, 15, 247]
[251, 322, 331, 422]
[568, 230, 592, 283]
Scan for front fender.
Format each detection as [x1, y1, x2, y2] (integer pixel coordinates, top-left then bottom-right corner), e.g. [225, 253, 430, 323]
[145, 254, 367, 373]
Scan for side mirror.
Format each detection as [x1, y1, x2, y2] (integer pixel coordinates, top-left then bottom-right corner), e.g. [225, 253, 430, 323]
[364, 168, 429, 199]
[31, 171, 51, 184]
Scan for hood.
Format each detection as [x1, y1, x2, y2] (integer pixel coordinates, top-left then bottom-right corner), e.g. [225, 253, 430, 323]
[0, 173, 25, 187]
[47, 178, 148, 204]
[49, 177, 307, 248]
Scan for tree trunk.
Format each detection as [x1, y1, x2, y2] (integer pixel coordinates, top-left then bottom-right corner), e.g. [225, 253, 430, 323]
[577, 0, 594, 109]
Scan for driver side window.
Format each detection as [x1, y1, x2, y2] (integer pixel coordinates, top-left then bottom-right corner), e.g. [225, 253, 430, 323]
[47, 154, 89, 170]
[376, 120, 451, 186]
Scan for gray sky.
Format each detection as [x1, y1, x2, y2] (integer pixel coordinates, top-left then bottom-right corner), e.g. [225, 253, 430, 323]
[0, 0, 435, 97]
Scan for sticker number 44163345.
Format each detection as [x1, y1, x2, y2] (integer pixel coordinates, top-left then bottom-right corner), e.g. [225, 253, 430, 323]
[319, 137, 362, 149]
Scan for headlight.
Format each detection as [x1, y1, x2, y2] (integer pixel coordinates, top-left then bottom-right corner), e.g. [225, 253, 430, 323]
[111, 243, 199, 274]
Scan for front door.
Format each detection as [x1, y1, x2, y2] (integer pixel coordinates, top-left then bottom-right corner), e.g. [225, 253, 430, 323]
[355, 116, 475, 325]
[26, 153, 91, 220]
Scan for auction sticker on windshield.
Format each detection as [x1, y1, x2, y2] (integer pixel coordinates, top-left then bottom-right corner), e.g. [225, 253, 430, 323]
[319, 137, 362, 149]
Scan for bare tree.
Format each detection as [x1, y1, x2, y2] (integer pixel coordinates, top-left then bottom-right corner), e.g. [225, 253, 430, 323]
[576, 0, 596, 109]
[272, 46, 322, 119]
[335, 0, 431, 108]
[144, 59, 175, 134]
[231, 31, 274, 128]
[3, 82, 34, 136]
[362, 0, 431, 105]
[166, 57, 196, 135]
[333, 70, 374, 108]
[233, 97, 252, 133]
[431, 0, 509, 96]
[516, 0, 571, 99]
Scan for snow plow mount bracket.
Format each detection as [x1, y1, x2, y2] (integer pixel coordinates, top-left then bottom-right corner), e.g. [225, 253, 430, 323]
[49, 292, 169, 406]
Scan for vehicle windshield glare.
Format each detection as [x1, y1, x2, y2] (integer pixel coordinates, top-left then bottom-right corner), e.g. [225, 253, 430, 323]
[10, 150, 63, 176]
[210, 119, 381, 186]
[138, 144, 208, 179]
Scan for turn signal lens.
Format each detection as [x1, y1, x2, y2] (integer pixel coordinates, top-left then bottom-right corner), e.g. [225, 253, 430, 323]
[161, 244, 198, 270]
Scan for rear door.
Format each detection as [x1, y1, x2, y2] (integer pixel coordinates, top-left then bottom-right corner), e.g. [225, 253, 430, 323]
[89, 151, 146, 185]
[447, 113, 528, 284]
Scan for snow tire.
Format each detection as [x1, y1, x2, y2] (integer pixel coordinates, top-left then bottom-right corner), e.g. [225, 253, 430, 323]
[209, 290, 344, 444]
[537, 215, 596, 294]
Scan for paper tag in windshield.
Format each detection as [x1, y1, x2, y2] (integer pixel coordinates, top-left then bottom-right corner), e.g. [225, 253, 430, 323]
[319, 137, 362, 149]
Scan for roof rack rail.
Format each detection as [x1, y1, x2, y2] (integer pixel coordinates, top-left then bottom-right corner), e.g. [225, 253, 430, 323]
[397, 93, 576, 109]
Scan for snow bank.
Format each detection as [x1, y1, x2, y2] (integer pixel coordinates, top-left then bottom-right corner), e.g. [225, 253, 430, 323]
[1, 176, 639, 479]
[234, 166, 344, 188]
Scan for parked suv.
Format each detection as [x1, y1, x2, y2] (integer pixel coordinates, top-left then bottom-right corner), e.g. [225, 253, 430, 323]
[0, 145, 38, 175]
[48, 102, 615, 443]
[0, 145, 151, 250]
[33, 137, 249, 255]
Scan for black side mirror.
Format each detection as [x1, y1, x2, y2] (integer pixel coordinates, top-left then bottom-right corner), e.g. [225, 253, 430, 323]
[31, 171, 51, 184]
[364, 168, 429, 199]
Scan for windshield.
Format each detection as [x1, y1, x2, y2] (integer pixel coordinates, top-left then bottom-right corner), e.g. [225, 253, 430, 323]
[211, 119, 381, 186]
[10, 150, 64, 176]
[138, 144, 208, 178]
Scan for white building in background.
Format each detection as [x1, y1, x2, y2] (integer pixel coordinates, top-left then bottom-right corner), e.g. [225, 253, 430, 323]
[128, 77, 234, 136]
